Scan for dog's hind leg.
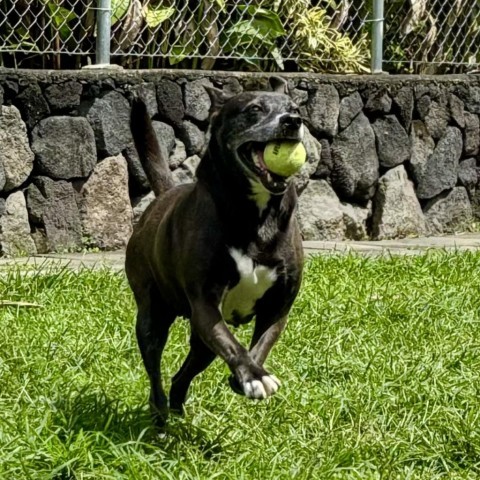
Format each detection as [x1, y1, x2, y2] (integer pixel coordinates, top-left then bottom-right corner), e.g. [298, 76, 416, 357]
[169, 330, 216, 415]
[135, 287, 175, 427]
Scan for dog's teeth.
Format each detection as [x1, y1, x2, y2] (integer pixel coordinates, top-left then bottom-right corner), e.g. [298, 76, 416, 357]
[252, 150, 261, 167]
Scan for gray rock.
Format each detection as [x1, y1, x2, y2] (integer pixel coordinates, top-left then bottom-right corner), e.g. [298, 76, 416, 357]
[340, 201, 371, 240]
[3, 79, 18, 97]
[32, 116, 97, 180]
[44, 81, 82, 111]
[458, 158, 478, 192]
[172, 167, 194, 186]
[179, 121, 206, 156]
[338, 92, 363, 130]
[372, 165, 426, 240]
[83, 91, 132, 156]
[0, 159, 5, 192]
[169, 139, 187, 169]
[464, 86, 480, 114]
[307, 85, 340, 137]
[133, 83, 158, 117]
[222, 77, 243, 96]
[331, 112, 379, 201]
[424, 187, 472, 234]
[157, 79, 184, 127]
[123, 144, 150, 192]
[78, 154, 133, 249]
[314, 139, 332, 179]
[471, 189, 480, 219]
[409, 120, 435, 185]
[448, 94, 465, 128]
[0, 191, 37, 256]
[372, 115, 410, 168]
[464, 112, 479, 156]
[26, 176, 82, 252]
[0, 105, 34, 191]
[152, 121, 176, 155]
[415, 126, 463, 199]
[292, 89, 308, 107]
[0, 85, 3, 106]
[15, 82, 50, 129]
[181, 155, 201, 177]
[416, 95, 431, 120]
[293, 127, 321, 193]
[424, 101, 449, 140]
[297, 179, 346, 240]
[132, 191, 155, 225]
[393, 86, 414, 131]
[184, 79, 213, 122]
[365, 90, 392, 114]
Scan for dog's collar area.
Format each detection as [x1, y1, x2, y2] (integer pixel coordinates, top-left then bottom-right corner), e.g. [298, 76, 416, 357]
[237, 142, 288, 195]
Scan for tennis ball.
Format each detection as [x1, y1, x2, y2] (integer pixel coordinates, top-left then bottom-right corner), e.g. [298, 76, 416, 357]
[264, 140, 306, 177]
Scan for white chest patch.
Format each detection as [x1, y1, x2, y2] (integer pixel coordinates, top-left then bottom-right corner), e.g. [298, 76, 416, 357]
[249, 178, 271, 215]
[220, 248, 277, 324]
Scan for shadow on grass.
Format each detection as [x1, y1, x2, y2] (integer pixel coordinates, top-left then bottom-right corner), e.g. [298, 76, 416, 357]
[53, 389, 226, 459]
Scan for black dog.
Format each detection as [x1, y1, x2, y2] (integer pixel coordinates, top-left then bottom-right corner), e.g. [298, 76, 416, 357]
[126, 76, 304, 426]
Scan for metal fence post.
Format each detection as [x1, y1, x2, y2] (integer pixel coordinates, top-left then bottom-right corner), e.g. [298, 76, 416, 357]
[96, 0, 111, 65]
[371, 0, 384, 74]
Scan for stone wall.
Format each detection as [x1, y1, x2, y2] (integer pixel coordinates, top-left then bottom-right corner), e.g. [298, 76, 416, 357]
[0, 69, 479, 255]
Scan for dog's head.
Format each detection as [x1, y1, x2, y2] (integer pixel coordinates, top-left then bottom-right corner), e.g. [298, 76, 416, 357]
[205, 77, 304, 195]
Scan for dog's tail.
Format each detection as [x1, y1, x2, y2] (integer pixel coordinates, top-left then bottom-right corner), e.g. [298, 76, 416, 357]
[130, 98, 175, 197]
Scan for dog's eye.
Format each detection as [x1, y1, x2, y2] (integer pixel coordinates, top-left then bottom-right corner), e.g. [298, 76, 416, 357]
[248, 105, 263, 113]
[291, 107, 301, 115]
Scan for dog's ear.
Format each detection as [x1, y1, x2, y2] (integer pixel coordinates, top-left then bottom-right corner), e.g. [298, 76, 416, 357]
[269, 76, 289, 94]
[204, 86, 232, 118]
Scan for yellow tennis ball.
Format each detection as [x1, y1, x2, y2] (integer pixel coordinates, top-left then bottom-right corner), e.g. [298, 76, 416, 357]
[264, 141, 306, 177]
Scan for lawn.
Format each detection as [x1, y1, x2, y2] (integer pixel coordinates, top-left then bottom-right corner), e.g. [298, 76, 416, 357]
[2, 252, 480, 479]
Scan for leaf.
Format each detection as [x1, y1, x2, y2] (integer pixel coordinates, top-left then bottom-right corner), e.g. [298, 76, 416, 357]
[111, 0, 130, 26]
[0, 301, 43, 308]
[46, 2, 77, 40]
[168, 42, 196, 65]
[223, 17, 283, 54]
[143, 5, 175, 29]
[46, 2, 77, 28]
[215, 0, 226, 10]
[237, 6, 285, 34]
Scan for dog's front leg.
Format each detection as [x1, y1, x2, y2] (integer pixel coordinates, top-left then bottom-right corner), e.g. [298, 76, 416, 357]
[190, 302, 281, 399]
[249, 315, 287, 366]
[228, 315, 286, 397]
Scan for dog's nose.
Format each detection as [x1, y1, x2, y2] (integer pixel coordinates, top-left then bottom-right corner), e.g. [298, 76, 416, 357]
[280, 114, 303, 129]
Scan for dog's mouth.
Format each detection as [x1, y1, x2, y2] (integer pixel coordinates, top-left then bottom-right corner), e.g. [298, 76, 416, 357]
[238, 142, 290, 194]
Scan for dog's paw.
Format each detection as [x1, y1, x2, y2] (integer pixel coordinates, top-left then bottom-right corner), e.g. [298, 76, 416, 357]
[229, 372, 281, 399]
[243, 375, 281, 399]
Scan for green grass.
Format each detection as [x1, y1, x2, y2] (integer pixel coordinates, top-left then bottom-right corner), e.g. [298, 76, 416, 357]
[2, 252, 480, 479]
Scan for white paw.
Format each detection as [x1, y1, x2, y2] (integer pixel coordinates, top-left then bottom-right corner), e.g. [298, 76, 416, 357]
[243, 375, 281, 399]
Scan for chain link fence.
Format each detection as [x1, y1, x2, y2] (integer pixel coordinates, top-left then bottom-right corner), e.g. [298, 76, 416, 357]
[384, 0, 480, 74]
[0, 0, 97, 68]
[1, 0, 479, 73]
[109, 0, 371, 73]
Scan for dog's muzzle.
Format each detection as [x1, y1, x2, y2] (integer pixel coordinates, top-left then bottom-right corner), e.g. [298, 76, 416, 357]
[236, 114, 304, 194]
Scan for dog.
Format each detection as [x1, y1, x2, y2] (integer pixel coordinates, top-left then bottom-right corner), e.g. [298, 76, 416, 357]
[126, 76, 304, 426]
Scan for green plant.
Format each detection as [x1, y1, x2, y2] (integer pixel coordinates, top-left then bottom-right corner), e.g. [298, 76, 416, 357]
[222, 5, 285, 70]
[3, 253, 480, 477]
